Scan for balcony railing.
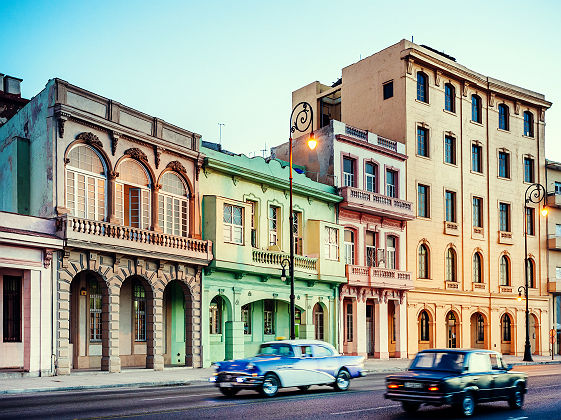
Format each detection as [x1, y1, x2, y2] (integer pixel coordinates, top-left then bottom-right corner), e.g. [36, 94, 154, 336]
[344, 124, 368, 140]
[548, 234, 561, 250]
[346, 264, 413, 290]
[58, 215, 213, 261]
[252, 249, 317, 272]
[339, 186, 414, 221]
[377, 136, 398, 152]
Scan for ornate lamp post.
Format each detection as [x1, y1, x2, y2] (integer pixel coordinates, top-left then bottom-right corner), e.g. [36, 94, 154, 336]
[521, 183, 548, 361]
[283, 102, 316, 340]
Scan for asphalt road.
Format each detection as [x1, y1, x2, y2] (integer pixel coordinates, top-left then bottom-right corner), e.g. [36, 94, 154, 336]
[1, 364, 560, 420]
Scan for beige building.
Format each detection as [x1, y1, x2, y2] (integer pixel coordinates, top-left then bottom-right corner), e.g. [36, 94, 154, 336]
[291, 40, 552, 357]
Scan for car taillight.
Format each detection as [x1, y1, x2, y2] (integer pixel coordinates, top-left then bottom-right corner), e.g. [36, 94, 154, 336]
[387, 383, 401, 389]
[428, 383, 439, 392]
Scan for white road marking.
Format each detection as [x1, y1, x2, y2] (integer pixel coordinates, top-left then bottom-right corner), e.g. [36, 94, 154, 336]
[141, 392, 217, 401]
[331, 404, 401, 415]
[507, 417, 528, 420]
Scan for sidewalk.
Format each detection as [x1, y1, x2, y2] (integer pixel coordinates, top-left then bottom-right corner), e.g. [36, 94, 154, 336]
[1, 355, 560, 395]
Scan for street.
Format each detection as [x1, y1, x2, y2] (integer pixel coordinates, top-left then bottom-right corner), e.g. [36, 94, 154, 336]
[0, 364, 560, 420]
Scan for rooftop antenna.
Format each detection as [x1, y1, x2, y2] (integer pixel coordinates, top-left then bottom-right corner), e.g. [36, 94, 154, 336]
[412, 35, 414, 43]
[218, 123, 225, 145]
[260, 141, 268, 158]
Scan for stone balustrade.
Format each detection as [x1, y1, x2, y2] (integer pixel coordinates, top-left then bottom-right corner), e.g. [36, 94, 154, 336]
[339, 186, 414, 221]
[346, 264, 413, 290]
[252, 249, 317, 272]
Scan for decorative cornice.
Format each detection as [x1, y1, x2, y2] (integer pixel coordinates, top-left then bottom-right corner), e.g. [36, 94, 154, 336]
[111, 130, 120, 156]
[76, 132, 103, 149]
[124, 147, 148, 163]
[167, 160, 187, 174]
[154, 146, 163, 169]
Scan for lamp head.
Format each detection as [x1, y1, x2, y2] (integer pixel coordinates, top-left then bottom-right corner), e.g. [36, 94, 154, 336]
[307, 132, 317, 150]
[541, 207, 548, 217]
[517, 291, 523, 302]
[281, 266, 287, 282]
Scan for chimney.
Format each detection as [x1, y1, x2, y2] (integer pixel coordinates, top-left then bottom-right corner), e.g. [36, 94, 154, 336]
[3, 75, 23, 97]
[0, 74, 29, 127]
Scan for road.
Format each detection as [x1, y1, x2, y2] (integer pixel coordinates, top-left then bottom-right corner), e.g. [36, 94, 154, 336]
[1, 364, 560, 419]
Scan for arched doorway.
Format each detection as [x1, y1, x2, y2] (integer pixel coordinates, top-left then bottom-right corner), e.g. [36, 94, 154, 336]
[470, 312, 487, 349]
[313, 303, 326, 341]
[207, 294, 232, 363]
[163, 280, 193, 366]
[418, 310, 433, 350]
[388, 300, 396, 357]
[530, 314, 539, 355]
[69, 271, 109, 370]
[119, 276, 153, 368]
[500, 313, 514, 355]
[446, 311, 458, 348]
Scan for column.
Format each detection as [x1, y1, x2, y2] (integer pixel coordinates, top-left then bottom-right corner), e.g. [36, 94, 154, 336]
[355, 298, 367, 358]
[489, 308, 501, 353]
[101, 284, 121, 372]
[55, 273, 72, 375]
[108, 171, 118, 224]
[225, 287, 244, 360]
[374, 299, 389, 359]
[394, 297, 407, 358]
[146, 290, 164, 370]
[460, 306, 471, 349]
[189, 280, 203, 368]
[406, 303, 418, 358]
[151, 185, 161, 231]
[435, 305, 447, 348]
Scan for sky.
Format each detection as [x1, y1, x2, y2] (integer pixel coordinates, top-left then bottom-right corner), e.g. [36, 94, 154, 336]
[1, 0, 560, 160]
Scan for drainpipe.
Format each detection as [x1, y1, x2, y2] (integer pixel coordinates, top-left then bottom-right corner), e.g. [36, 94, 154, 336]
[485, 80, 492, 340]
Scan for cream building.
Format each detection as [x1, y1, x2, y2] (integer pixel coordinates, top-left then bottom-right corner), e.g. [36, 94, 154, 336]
[291, 40, 552, 357]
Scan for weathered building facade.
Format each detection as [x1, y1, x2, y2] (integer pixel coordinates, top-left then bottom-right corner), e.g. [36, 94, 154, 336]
[0, 79, 212, 374]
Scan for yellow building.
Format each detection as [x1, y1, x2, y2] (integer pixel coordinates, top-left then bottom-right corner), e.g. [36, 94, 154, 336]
[291, 40, 552, 357]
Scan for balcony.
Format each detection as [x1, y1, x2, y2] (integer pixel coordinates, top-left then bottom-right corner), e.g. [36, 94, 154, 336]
[252, 249, 318, 274]
[498, 231, 514, 245]
[339, 186, 414, 221]
[346, 264, 413, 290]
[548, 235, 561, 250]
[547, 193, 561, 208]
[57, 215, 213, 263]
[548, 279, 561, 293]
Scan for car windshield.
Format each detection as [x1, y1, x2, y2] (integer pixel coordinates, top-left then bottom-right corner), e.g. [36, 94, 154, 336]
[257, 343, 295, 357]
[410, 351, 466, 372]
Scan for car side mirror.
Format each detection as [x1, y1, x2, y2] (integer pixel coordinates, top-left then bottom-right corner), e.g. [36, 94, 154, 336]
[506, 364, 513, 371]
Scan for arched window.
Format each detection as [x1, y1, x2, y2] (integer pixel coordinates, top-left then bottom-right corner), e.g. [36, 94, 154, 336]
[158, 172, 189, 237]
[418, 244, 429, 279]
[116, 159, 151, 229]
[498, 104, 509, 130]
[89, 278, 102, 342]
[471, 95, 482, 123]
[313, 303, 325, 340]
[446, 312, 457, 348]
[417, 72, 428, 103]
[66, 145, 106, 221]
[527, 259, 535, 288]
[445, 83, 455, 112]
[446, 248, 457, 282]
[419, 310, 430, 341]
[473, 252, 482, 283]
[501, 314, 511, 342]
[209, 296, 223, 334]
[500, 255, 510, 286]
[133, 280, 146, 342]
[477, 314, 485, 342]
[524, 111, 534, 137]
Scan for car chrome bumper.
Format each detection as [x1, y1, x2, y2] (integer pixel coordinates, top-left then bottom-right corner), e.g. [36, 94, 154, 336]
[210, 373, 264, 388]
[384, 391, 453, 405]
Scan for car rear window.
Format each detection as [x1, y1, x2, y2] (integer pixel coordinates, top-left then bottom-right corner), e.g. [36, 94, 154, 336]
[257, 343, 294, 356]
[410, 352, 465, 372]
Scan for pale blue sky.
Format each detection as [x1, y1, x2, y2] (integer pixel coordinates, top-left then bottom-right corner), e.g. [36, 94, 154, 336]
[2, 0, 560, 160]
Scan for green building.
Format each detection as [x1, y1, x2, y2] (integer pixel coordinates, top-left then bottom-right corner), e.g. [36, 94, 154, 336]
[200, 143, 345, 366]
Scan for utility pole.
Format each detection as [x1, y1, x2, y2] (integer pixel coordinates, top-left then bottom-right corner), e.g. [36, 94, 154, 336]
[218, 123, 225, 146]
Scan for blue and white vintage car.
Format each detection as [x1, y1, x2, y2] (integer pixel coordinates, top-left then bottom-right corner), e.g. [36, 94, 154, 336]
[210, 339, 365, 397]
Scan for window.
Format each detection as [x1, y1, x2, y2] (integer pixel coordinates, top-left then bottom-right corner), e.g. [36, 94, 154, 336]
[444, 83, 455, 112]
[386, 169, 398, 198]
[89, 279, 102, 342]
[469, 352, 492, 373]
[345, 301, 353, 342]
[293, 211, 303, 255]
[344, 229, 355, 265]
[223, 204, 243, 244]
[247, 200, 258, 247]
[499, 202, 510, 232]
[417, 127, 429, 157]
[444, 135, 456, 164]
[446, 248, 457, 282]
[473, 252, 482, 283]
[383, 81, 393, 100]
[268, 206, 279, 247]
[242, 304, 251, 335]
[418, 244, 429, 278]
[524, 111, 534, 137]
[524, 157, 535, 183]
[473, 197, 483, 228]
[527, 259, 535, 288]
[209, 296, 222, 334]
[501, 314, 511, 342]
[556, 266, 561, 279]
[366, 231, 376, 267]
[500, 256, 510, 286]
[343, 157, 355, 187]
[313, 304, 324, 340]
[498, 104, 509, 130]
[420, 311, 430, 341]
[365, 162, 377, 193]
[471, 95, 482, 123]
[133, 281, 146, 341]
[158, 172, 189, 236]
[526, 207, 535, 236]
[324, 227, 339, 260]
[445, 190, 456, 222]
[116, 159, 151, 229]
[476, 315, 485, 343]
[66, 145, 106, 221]
[417, 72, 428, 103]
[387, 236, 397, 269]
[556, 182, 561, 195]
[472, 144, 483, 173]
[498, 151, 510, 178]
[418, 184, 429, 218]
[314, 345, 333, 357]
[264, 300, 275, 335]
[3, 276, 21, 342]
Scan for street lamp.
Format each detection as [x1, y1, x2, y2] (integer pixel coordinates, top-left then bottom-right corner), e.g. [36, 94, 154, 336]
[523, 183, 547, 361]
[284, 101, 315, 340]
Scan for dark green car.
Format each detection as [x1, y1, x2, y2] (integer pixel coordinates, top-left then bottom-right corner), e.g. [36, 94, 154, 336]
[384, 349, 527, 417]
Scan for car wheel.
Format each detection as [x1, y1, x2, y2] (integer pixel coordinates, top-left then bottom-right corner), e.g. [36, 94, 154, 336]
[401, 401, 420, 413]
[333, 369, 351, 392]
[298, 385, 310, 392]
[219, 387, 239, 397]
[260, 373, 280, 398]
[457, 391, 476, 417]
[508, 384, 525, 409]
